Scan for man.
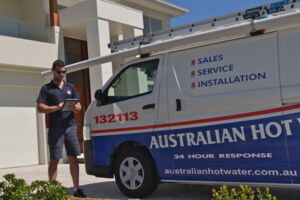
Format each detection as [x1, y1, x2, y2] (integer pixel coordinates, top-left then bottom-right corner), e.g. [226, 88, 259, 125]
[37, 59, 86, 198]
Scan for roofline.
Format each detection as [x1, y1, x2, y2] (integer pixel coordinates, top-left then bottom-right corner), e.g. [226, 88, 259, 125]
[156, 0, 189, 16]
[123, 0, 188, 17]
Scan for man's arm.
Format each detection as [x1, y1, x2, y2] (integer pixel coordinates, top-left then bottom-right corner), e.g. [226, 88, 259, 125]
[37, 102, 63, 114]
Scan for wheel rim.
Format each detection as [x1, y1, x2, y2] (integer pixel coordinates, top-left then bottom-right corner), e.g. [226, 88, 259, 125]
[119, 156, 144, 190]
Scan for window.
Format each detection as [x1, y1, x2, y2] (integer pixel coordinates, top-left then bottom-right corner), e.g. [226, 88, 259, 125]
[105, 59, 159, 104]
[143, 16, 162, 35]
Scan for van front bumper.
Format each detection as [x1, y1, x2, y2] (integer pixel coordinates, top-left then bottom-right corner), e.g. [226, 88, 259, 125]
[84, 140, 113, 178]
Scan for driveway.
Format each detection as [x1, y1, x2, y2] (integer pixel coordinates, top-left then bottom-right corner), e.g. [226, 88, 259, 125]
[0, 164, 299, 199]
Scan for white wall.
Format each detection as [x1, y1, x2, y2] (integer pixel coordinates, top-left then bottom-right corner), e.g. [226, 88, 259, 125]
[0, 69, 45, 88]
[0, 69, 48, 167]
[60, 0, 143, 29]
[0, 34, 59, 69]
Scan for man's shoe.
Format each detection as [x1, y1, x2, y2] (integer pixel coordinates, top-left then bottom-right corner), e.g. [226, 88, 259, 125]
[73, 188, 86, 198]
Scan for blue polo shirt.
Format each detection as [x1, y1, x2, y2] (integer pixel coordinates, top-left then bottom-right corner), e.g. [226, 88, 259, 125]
[37, 80, 80, 128]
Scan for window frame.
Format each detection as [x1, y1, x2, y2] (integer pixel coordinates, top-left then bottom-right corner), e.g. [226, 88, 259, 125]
[143, 15, 163, 35]
[102, 58, 160, 105]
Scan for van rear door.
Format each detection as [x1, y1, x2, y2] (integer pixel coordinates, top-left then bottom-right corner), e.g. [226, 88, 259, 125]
[163, 33, 291, 184]
[279, 27, 300, 184]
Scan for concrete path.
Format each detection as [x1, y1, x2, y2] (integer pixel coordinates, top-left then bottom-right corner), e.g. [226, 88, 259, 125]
[0, 164, 299, 199]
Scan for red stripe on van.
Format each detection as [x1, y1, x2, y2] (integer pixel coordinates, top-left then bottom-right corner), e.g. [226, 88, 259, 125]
[91, 104, 300, 134]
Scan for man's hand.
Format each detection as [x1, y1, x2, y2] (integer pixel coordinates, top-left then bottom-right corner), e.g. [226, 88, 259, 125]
[57, 102, 64, 111]
[69, 102, 82, 114]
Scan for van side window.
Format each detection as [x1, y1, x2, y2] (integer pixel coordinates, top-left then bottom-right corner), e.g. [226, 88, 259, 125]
[106, 59, 159, 104]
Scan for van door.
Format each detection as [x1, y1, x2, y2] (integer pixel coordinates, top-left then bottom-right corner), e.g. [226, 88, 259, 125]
[90, 57, 163, 166]
[162, 33, 291, 184]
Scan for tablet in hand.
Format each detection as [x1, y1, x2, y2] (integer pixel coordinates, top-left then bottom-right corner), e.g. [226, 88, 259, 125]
[61, 98, 78, 112]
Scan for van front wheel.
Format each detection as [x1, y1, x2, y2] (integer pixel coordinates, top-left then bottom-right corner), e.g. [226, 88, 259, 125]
[114, 147, 158, 198]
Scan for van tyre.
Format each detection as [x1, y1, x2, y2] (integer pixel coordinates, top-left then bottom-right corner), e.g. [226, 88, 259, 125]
[114, 147, 158, 198]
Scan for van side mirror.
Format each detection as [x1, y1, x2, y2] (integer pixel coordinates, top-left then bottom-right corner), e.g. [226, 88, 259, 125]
[94, 89, 106, 105]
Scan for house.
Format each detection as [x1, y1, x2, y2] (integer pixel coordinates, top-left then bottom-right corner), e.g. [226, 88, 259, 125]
[0, 0, 187, 169]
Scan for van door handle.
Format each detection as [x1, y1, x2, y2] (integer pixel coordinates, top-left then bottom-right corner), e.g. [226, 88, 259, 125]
[143, 103, 155, 110]
[176, 99, 182, 111]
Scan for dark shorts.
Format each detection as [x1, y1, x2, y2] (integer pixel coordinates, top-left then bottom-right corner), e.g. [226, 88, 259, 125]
[48, 126, 80, 159]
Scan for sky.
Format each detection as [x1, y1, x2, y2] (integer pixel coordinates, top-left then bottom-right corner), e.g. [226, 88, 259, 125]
[166, 0, 280, 27]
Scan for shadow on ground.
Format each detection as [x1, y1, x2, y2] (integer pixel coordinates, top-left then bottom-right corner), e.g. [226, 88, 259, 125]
[69, 181, 300, 200]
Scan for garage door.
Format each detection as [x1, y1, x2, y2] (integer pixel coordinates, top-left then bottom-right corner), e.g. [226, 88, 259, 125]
[0, 86, 39, 168]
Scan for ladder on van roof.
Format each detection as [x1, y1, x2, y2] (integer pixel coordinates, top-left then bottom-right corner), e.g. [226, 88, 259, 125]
[41, 0, 300, 79]
[109, 0, 300, 52]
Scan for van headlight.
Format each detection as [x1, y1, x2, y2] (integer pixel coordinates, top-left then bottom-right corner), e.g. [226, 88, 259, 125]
[83, 125, 91, 140]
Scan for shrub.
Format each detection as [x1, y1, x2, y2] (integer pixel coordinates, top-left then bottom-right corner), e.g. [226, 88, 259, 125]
[0, 173, 69, 200]
[212, 185, 277, 200]
[31, 180, 69, 200]
[0, 174, 31, 200]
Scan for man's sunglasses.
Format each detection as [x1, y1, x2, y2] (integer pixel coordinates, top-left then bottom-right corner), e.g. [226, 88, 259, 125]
[55, 70, 67, 74]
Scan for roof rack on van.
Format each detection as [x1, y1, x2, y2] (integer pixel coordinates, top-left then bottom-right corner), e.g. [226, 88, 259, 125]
[108, 0, 300, 52]
[41, 0, 300, 79]
[108, 0, 299, 52]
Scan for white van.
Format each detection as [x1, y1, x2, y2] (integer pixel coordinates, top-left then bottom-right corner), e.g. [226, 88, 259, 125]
[42, 0, 300, 198]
